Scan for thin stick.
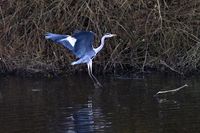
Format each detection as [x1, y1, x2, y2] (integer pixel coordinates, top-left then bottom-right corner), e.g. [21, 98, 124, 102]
[156, 0, 162, 28]
[155, 84, 188, 96]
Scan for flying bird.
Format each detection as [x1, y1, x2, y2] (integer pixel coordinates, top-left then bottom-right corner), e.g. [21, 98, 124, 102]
[45, 31, 116, 87]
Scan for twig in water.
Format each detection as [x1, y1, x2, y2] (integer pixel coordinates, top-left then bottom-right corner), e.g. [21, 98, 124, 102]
[154, 84, 188, 96]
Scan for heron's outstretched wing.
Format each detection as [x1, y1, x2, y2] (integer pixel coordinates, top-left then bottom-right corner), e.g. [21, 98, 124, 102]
[72, 31, 95, 58]
[45, 33, 76, 51]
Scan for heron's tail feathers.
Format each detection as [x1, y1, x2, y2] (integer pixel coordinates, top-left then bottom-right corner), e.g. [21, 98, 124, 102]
[71, 60, 81, 65]
[71, 58, 86, 65]
[71, 62, 76, 65]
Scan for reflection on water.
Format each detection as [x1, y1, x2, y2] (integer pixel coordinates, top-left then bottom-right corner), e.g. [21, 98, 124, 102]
[0, 74, 200, 133]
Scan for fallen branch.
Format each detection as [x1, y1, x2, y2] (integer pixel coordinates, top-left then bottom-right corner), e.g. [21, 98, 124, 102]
[154, 84, 188, 96]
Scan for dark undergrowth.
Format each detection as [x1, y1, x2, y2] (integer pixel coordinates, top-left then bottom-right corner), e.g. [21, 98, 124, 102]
[0, 0, 200, 77]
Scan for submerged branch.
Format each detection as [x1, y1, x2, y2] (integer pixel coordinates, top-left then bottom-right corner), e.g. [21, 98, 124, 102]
[154, 84, 188, 96]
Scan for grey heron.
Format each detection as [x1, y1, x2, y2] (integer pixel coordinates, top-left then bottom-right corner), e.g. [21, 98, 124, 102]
[45, 31, 116, 87]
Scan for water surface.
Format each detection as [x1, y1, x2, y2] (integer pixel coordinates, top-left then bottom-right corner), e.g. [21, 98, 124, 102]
[0, 74, 200, 133]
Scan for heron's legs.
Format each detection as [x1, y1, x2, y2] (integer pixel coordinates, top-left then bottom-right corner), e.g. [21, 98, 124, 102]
[89, 61, 102, 86]
[87, 60, 102, 87]
[87, 64, 96, 83]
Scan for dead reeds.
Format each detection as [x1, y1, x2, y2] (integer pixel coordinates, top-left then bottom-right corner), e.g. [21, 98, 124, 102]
[0, 0, 200, 75]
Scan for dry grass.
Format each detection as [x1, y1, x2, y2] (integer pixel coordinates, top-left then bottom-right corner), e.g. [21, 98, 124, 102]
[0, 0, 200, 75]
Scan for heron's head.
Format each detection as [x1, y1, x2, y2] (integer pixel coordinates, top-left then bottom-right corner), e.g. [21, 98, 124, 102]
[103, 33, 117, 38]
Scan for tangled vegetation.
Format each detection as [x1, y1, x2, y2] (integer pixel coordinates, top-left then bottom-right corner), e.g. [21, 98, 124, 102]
[0, 0, 200, 76]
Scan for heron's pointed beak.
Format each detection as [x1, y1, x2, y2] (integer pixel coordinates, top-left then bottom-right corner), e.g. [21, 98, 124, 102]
[111, 34, 117, 37]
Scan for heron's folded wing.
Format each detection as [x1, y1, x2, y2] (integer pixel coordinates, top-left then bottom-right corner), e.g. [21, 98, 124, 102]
[45, 33, 76, 51]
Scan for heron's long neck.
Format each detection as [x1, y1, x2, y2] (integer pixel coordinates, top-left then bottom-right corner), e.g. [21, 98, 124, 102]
[94, 36, 106, 54]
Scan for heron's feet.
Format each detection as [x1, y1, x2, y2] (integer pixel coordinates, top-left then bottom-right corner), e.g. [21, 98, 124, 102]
[94, 82, 103, 88]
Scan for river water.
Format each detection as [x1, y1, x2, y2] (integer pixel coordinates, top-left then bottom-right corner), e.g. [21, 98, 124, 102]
[0, 74, 200, 133]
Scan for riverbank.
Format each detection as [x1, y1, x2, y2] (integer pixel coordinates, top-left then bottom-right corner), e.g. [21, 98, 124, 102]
[0, 63, 198, 79]
[0, 0, 200, 76]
